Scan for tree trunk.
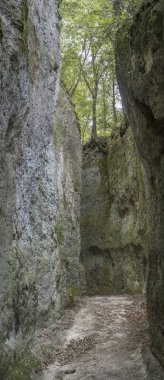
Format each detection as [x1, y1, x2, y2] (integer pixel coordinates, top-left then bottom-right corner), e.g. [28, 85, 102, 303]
[103, 80, 107, 131]
[91, 97, 97, 140]
[91, 81, 98, 140]
[112, 75, 117, 126]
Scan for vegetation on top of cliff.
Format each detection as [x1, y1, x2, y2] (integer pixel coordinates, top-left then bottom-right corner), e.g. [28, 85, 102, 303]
[60, 0, 142, 142]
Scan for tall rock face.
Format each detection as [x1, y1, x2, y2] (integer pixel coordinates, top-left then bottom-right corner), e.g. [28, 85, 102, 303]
[0, 0, 81, 363]
[80, 127, 147, 295]
[53, 86, 82, 307]
[116, 0, 164, 366]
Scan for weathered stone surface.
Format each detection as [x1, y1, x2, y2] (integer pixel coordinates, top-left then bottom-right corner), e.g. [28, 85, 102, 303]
[53, 85, 82, 306]
[80, 127, 147, 295]
[116, 0, 164, 366]
[0, 0, 81, 370]
[80, 143, 111, 294]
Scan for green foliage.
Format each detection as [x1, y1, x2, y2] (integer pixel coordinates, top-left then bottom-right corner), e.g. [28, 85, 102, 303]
[60, 0, 122, 142]
[60, 0, 141, 142]
[68, 285, 81, 306]
[0, 352, 42, 380]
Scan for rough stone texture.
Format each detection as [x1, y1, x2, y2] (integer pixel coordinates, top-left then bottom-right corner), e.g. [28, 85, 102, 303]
[80, 143, 111, 294]
[80, 127, 147, 295]
[53, 85, 82, 306]
[0, 0, 81, 369]
[116, 0, 164, 367]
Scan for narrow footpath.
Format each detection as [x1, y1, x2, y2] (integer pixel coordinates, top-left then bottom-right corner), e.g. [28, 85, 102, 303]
[33, 296, 164, 380]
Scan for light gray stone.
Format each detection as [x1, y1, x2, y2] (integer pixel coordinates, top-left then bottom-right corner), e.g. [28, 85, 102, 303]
[0, 2, 82, 372]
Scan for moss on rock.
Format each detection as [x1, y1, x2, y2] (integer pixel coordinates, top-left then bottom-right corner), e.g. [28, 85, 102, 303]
[21, 1, 29, 52]
[81, 126, 147, 295]
[116, 0, 164, 365]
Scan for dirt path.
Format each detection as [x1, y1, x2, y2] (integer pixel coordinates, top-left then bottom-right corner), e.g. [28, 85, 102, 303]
[33, 296, 164, 380]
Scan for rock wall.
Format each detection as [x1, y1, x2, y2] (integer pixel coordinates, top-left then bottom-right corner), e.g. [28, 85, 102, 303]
[0, 0, 81, 368]
[116, 0, 164, 366]
[80, 127, 147, 295]
[53, 85, 82, 306]
[80, 143, 111, 294]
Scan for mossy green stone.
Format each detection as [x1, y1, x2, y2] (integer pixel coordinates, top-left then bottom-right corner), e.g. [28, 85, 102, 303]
[21, 1, 29, 52]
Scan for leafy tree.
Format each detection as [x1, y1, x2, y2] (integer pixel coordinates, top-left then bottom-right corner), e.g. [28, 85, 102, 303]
[60, 0, 142, 142]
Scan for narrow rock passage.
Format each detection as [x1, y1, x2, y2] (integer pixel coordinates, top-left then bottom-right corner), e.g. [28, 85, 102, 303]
[35, 296, 163, 380]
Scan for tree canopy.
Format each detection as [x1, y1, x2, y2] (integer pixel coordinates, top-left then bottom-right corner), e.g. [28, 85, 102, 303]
[60, 0, 142, 142]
